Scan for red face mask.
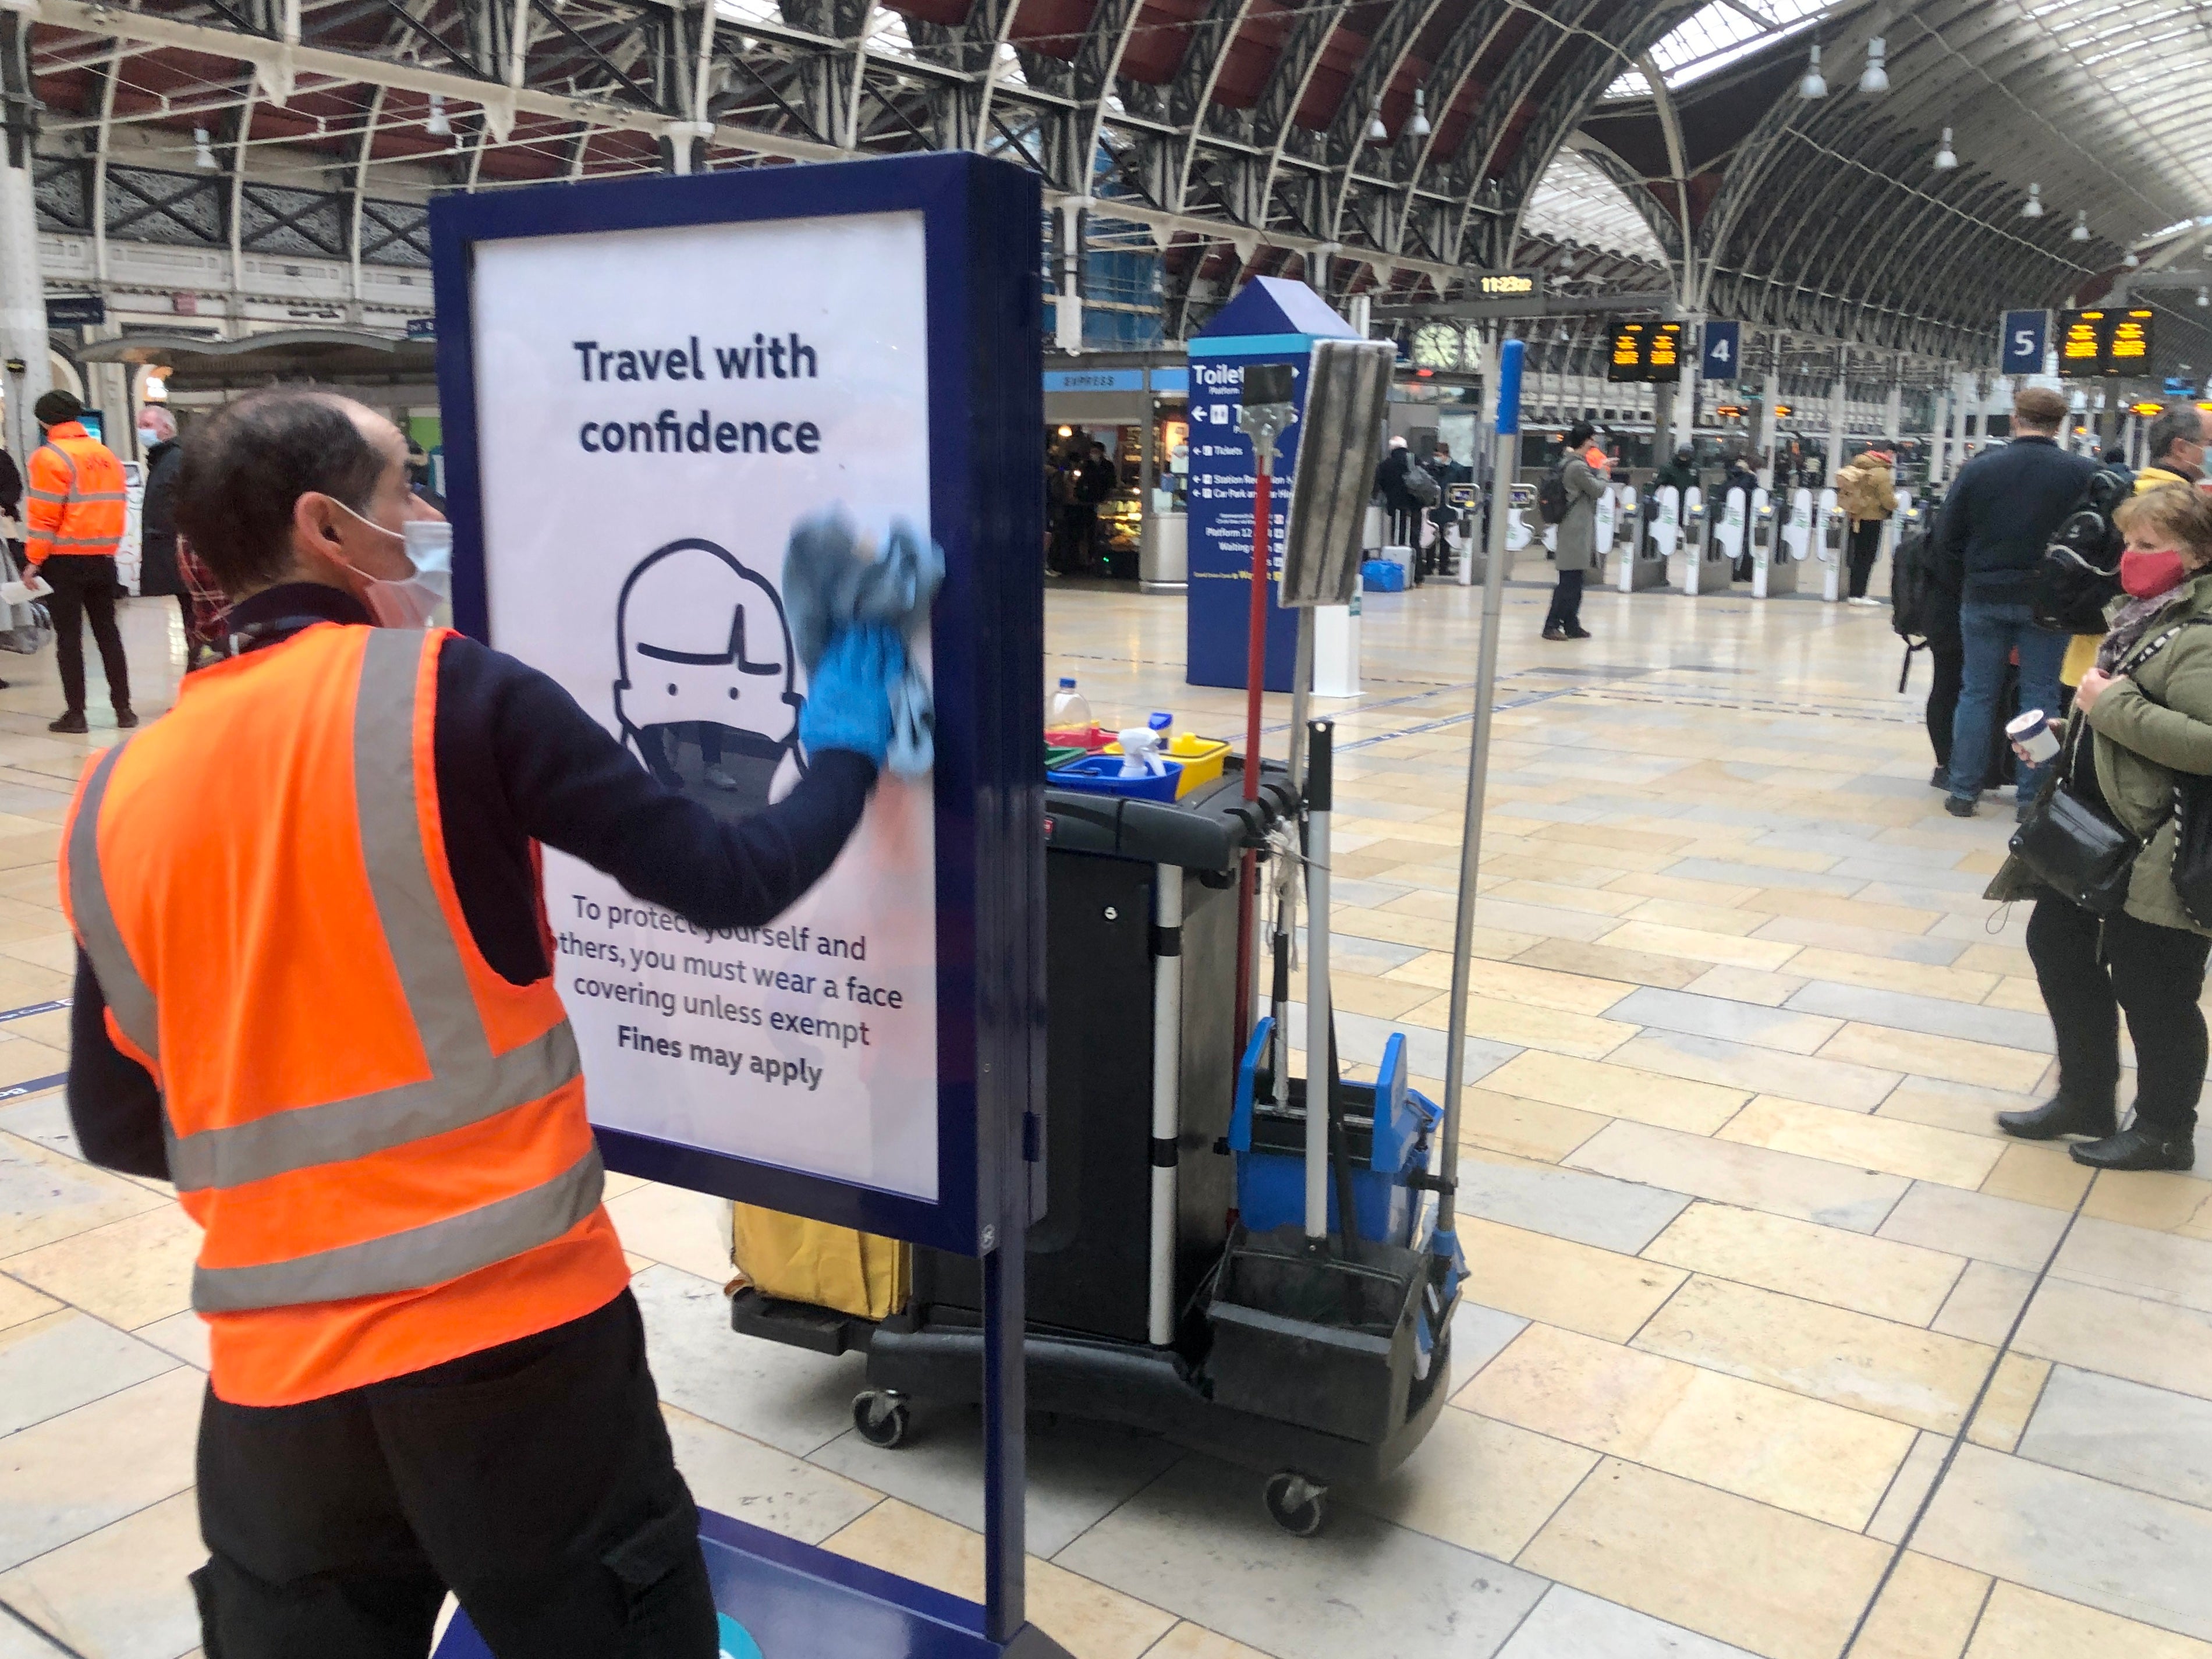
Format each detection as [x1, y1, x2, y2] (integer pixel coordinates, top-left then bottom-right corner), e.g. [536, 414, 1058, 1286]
[2121, 548, 2190, 599]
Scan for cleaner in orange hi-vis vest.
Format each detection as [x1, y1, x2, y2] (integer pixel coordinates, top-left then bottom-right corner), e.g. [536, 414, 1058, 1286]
[61, 387, 907, 1659]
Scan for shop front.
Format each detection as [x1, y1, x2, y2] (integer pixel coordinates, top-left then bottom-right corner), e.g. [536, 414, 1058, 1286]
[1043, 350, 1190, 591]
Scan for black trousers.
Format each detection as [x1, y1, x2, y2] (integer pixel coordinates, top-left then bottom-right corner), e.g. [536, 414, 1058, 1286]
[193, 1291, 717, 1659]
[1846, 519, 1884, 598]
[2027, 896, 2211, 1139]
[41, 554, 129, 714]
[1926, 640, 1963, 767]
[1544, 568, 1584, 632]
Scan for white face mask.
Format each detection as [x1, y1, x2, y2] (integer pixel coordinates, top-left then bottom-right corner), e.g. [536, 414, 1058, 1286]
[137, 426, 162, 447]
[332, 499, 453, 629]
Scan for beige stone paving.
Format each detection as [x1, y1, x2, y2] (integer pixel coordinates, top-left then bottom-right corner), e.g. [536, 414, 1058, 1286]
[0, 583, 2207, 1658]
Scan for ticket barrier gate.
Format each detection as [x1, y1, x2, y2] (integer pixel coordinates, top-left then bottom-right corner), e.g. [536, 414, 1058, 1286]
[1503, 481, 1533, 570]
[1621, 485, 1669, 592]
[1590, 483, 1615, 584]
[1750, 487, 1797, 598]
[1815, 487, 1844, 602]
[1683, 485, 1735, 596]
[1447, 481, 1478, 585]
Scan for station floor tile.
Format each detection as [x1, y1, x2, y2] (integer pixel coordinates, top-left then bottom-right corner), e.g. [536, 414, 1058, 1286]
[3, 582, 2210, 1655]
[1639, 1199, 1966, 1323]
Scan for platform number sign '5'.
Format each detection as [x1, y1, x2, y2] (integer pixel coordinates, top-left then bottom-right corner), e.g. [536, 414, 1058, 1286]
[1700, 321, 1740, 384]
[2001, 309, 2050, 377]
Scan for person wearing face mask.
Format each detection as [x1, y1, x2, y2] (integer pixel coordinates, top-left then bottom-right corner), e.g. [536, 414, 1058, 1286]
[1995, 484, 2212, 1172]
[134, 406, 191, 656]
[26, 389, 133, 733]
[58, 388, 910, 1658]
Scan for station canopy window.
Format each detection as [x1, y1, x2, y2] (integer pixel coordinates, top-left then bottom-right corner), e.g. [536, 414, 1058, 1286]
[1604, 0, 1835, 99]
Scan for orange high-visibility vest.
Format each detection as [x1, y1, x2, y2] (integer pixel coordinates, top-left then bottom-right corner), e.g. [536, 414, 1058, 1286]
[26, 421, 126, 562]
[61, 623, 629, 1407]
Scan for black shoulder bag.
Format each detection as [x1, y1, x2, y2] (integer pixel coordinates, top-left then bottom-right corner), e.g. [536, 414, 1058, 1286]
[2009, 620, 2200, 914]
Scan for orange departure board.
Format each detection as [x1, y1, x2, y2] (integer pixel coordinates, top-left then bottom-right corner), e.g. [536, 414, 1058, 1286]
[2108, 309, 2154, 368]
[2058, 307, 2156, 377]
[1606, 319, 1683, 384]
[1608, 322, 1647, 382]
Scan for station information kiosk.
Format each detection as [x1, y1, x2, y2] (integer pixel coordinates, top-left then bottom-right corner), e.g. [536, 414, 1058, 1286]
[430, 151, 1061, 1659]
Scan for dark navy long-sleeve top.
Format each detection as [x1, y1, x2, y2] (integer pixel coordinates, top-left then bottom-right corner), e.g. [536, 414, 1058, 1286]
[67, 582, 875, 1178]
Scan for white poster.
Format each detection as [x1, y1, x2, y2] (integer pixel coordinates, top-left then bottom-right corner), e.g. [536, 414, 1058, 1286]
[470, 211, 940, 1200]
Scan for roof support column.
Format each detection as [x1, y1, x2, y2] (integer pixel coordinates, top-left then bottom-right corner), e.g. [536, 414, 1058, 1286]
[0, 6, 47, 472]
[1755, 348, 1779, 488]
[1883, 371, 1902, 448]
[1931, 383, 1951, 485]
[1054, 196, 1084, 353]
[1827, 348, 1848, 478]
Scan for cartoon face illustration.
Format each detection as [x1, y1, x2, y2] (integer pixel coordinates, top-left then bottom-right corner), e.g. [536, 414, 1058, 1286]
[615, 538, 804, 820]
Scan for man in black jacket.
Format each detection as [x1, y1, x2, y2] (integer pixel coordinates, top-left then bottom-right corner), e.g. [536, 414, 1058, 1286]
[1931, 385, 2094, 817]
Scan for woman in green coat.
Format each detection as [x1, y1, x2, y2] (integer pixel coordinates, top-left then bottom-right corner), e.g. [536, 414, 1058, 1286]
[1998, 484, 2212, 1171]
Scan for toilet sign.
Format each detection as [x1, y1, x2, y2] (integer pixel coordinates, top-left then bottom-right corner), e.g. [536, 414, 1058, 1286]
[431, 154, 1042, 1254]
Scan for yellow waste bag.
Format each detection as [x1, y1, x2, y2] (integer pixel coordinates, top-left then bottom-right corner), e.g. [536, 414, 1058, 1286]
[731, 1204, 909, 1320]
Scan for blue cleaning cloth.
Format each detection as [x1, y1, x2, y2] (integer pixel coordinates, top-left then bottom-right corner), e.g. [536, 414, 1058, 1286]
[797, 622, 902, 767]
[782, 513, 944, 778]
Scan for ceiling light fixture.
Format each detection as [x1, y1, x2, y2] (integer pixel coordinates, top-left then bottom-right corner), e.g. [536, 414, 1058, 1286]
[2021, 183, 2044, 219]
[2071, 210, 2090, 243]
[1366, 100, 1388, 143]
[1407, 88, 1431, 140]
[2198, 287, 2208, 309]
[1933, 127, 1957, 170]
[1858, 37, 1887, 95]
[192, 127, 217, 171]
[427, 92, 451, 137]
[1798, 44, 1827, 100]
[2124, 250, 2140, 268]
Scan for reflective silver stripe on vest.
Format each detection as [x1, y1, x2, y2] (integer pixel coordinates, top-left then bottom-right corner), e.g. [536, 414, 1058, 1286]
[191, 1145, 605, 1313]
[68, 744, 159, 1064]
[156, 628, 583, 1194]
[71, 628, 595, 1310]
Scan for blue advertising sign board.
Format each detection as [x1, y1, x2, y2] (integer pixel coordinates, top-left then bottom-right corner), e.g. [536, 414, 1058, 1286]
[1186, 278, 1357, 691]
[1700, 320, 1740, 383]
[430, 153, 1043, 1260]
[430, 149, 1058, 1659]
[2001, 309, 2049, 376]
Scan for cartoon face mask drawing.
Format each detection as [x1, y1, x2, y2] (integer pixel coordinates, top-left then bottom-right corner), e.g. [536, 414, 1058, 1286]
[615, 538, 804, 818]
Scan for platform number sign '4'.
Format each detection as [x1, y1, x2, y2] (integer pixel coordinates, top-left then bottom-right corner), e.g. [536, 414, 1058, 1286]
[1701, 321, 1740, 384]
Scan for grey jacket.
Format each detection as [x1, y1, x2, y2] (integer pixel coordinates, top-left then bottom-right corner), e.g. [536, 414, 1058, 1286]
[1552, 453, 1608, 573]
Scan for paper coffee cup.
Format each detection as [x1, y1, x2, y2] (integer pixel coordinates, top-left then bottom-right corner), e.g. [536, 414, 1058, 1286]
[2008, 708, 2060, 763]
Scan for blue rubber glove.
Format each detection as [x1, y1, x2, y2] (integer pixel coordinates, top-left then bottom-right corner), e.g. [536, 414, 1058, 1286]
[799, 621, 904, 767]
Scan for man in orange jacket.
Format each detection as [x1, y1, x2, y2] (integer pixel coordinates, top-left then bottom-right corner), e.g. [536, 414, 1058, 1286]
[25, 389, 133, 733]
[62, 388, 908, 1657]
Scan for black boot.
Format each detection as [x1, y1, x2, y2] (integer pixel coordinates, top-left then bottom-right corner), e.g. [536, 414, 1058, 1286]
[2071, 1128, 2194, 1171]
[48, 710, 86, 735]
[1998, 1096, 2118, 1141]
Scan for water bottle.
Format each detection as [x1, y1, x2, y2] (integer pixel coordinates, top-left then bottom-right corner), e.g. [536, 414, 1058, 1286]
[1048, 677, 1092, 729]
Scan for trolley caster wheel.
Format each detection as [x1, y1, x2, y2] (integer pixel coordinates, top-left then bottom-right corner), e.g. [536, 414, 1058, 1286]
[1263, 1472, 1329, 1537]
[852, 1391, 911, 1449]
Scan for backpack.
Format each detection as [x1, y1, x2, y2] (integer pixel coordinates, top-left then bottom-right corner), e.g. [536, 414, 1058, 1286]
[1406, 463, 1441, 508]
[2030, 467, 2129, 633]
[1890, 524, 1941, 644]
[1536, 464, 1569, 525]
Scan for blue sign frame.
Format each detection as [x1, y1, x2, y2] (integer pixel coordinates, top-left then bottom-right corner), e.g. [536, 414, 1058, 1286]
[2001, 309, 2049, 376]
[1700, 320, 1740, 383]
[428, 153, 1044, 1260]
